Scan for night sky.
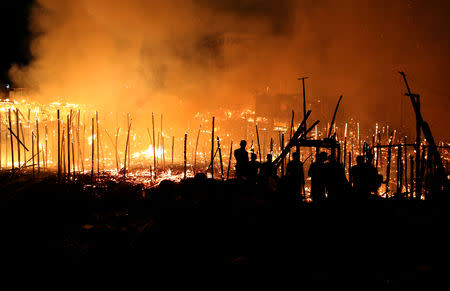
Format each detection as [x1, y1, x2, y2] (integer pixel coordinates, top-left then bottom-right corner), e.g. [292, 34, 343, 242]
[0, 0, 33, 84]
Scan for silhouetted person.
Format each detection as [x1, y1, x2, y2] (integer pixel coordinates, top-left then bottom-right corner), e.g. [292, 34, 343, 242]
[247, 152, 260, 183]
[365, 153, 381, 195]
[260, 154, 276, 178]
[324, 155, 347, 201]
[350, 155, 370, 199]
[259, 154, 277, 190]
[308, 152, 327, 203]
[286, 151, 305, 198]
[234, 140, 249, 179]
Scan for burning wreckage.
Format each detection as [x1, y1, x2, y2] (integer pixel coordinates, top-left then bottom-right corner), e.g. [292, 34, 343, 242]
[0, 72, 448, 200]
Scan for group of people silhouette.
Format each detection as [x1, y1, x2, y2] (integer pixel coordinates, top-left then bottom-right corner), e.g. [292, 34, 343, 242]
[234, 139, 382, 202]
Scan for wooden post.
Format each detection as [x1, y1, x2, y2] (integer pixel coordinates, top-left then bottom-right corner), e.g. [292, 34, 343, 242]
[417, 144, 426, 199]
[152, 113, 156, 175]
[36, 119, 40, 173]
[385, 134, 393, 196]
[0, 112, 2, 169]
[211, 116, 215, 178]
[193, 124, 201, 173]
[227, 140, 233, 180]
[9, 109, 14, 172]
[127, 113, 131, 170]
[281, 133, 285, 177]
[115, 128, 120, 172]
[45, 125, 48, 170]
[161, 114, 165, 171]
[256, 124, 261, 162]
[62, 127, 66, 176]
[327, 95, 343, 138]
[288, 110, 294, 161]
[343, 123, 347, 170]
[123, 120, 132, 178]
[57, 109, 61, 180]
[184, 132, 187, 179]
[15, 109, 20, 167]
[91, 117, 94, 182]
[96, 111, 99, 174]
[397, 145, 403, 194]
[404, 137, 408, 194]
[217, 136, 224, 180]
[410, 155, 414, 199]
[67, 115, 71, 179]
[32, 132, 35, 178]
[20, 122, 26, 167]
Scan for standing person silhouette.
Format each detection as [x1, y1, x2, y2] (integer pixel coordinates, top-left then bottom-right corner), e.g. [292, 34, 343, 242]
[324, 155, 347, 201]
[247, 152, 260, 183]
[234, 140, 249, 179]
[308, 152, 327, 203]
[286, 151, 305, 199]
[350, 155, 370, 199]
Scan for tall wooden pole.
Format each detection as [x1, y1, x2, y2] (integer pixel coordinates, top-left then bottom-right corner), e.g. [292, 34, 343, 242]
[385, 134, 393, 196]
[256, 124, 261, 162]
[123, 121, 132, 178]
[281, 133, 285, 177]
[193, 124, 201, 173]
[32, 132, 35, 178]
[211, 116, 215, 178]
[161, 114, 165, 171]
[0, 112, 2, 169]
[8, 109, 14, 172]
[20, 122, 26, 167]
[397, 145, 403, 194]
[217, 136, 224, 180]
[151, 113, 156, 175]
[15, 109, 20, 166]
[57, 110, 61, 180]
[227, 140, 233, 180]
[289, 110, 294, 161]
[77, 110, 81, 173]
[410, 155, 414, 199]
[36, 119, 40, 173]
[91, 117, 94, 182]
[298, 77, 308, 134]
[399, 72, 421, 198]
[404, 137, 408, 194]
[96, 111, 99, 174]
[61, 127, 66, 176]
[67, 115, 70, 179]
[45, 125, 48, 170]
[184, 132, 187, 179]
[343, 123, 347, 169]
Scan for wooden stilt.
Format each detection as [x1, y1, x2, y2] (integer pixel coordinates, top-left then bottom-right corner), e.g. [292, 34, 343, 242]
[211, 116, 215, 178]
[256, 124, 261, 162]
[152, 113, 156, 176]
[227, 140, 233, 180]
[15, 109, 20, 167]
[193, 124, 201, 173]
[57, 109, 61, 180]
[9, 109, 14, 173]
[217, 136, 224, 180]
[184, 132, 187, 179]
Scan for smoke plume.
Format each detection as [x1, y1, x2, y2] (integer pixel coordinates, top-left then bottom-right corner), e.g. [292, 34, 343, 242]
[9, 0, 450, 139]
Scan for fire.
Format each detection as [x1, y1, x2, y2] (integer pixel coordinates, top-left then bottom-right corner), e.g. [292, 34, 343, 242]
[0, 97, 448, 197]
